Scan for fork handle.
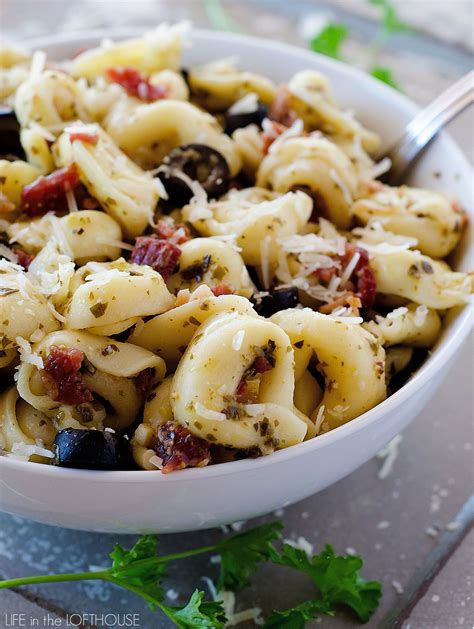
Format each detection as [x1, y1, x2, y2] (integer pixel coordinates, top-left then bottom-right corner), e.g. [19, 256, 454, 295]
[382, 71, 474, 186]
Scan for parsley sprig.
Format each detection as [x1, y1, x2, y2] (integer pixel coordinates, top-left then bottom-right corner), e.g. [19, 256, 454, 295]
[309, 0, 414, 90]
[0, 521, 381, 628]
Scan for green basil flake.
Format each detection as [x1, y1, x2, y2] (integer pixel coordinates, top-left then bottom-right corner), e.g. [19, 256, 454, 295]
[90, 302, 108, 318]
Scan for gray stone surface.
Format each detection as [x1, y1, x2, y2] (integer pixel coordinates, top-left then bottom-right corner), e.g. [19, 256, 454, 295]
[0, 2, 473, 627]
[0, 590, 64, 627]
[401, 528, 474, 629]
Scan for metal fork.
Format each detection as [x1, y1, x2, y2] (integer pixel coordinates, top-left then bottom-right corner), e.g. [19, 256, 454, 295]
[381, 71, 474, 186]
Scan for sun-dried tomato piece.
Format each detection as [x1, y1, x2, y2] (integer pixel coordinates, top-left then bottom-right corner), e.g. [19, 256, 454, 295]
[235, 378, 249, 398]
[261, 120, 288, 153]
[106, 67, 169, 102]
[211, 283, 235, 296]
[313, 266, 338, 283]
[20, 164, 80, 217]
[134, 367, 155, 395]
[268, 87, 297, 127]
[154, 422, 211, 474]
[337, 243, 376, 307]
[154, 218, 191, 244]
[130, 236, 181, 279]
[40, 346, 93, 405]
[68, 131, 99, 145]
[14, 248, 34, 270]
[339, 243, 369, 272]
[356, 265, 377, 308]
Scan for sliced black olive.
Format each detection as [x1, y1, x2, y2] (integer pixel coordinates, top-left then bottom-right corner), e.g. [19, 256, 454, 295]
[224, 103, 268, 135]
[157, 143, 230, 207]
[52, 428, 135, 470]
[0, 106, 25, 160]
[252, 286, 299, 318]
[181, 67, 190, 87]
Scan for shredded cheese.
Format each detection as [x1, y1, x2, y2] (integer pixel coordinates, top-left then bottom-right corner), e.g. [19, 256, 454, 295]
[0, 243, 18, 263]
[15, 336, 44, 369]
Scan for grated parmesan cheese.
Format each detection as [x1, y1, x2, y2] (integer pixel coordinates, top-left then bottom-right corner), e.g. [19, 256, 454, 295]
[376, 434, 402, 479]
[194, 403, 227, 422]
[228, 92, 259, 115]
[9, 442, 54, 460]
[96, 237, 135, 251]
[0, 243, 18, 263]
[15, 336, 44, 369]
[414, 304, 428, 327]
[370, 157, 392, 179]
[329, 168, 353, 206]
[232, 330, 245, 351]
[339, 251, 360, 287]
[149, 454, 164, 469]
[314, 405, 326, 435]
[29, 50, 46, 78]
[266, 117, 305, 153]
[283, 536, 314, 558]
[64, 183, 79, 213]
[202, 578, 263, 627]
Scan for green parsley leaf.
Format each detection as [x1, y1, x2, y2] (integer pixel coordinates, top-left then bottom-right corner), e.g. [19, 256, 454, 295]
[264, 599, 333, 628]
[369, 0, 412, 38]
[216, 522, 283, 592]
[108, 535, 166, 610]
[270, 544, 382, 623]
[309, 23, 349, 60]
[369, 66, 401, 90]
[203, 0, 242, 33]
[161, 590, 227, 628]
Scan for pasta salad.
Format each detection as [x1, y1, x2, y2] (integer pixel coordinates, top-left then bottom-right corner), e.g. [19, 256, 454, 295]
[0, 24, 472, 472]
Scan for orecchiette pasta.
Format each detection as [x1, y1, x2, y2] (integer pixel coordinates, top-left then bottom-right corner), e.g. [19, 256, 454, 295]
[104, 99, 241, 174]
[20, 127, 55, 174]
[287, 70, 380, 152]
[352, 184, 465, 258]
[271, 308, 386, 430]
[16, 330, 166, 431]
[188, 58, 277, 111]
[129, 291, 258, 369]
[9, 211, 123, 263]
[0, 159, 41, 206]
[131, 377, 175, 470]
[27, 241, 75, 308]
[64, 259, 175, 332]
[0, 261, 60, 351]
[0, 26, 470, 472]
[171, 311, 308, 451]
[14, 70, 90, 131]
[256, 136, 359, 228]
[231, 124, 265, 176]
[182, 189, 313, 266]
[369, 249, 473, 309]
[71, 23, 188, 80]
[0, 47, 31, 102]
[0, 387, 55, 461]
[167, 237, 253, 297]
[53, 126, 160, 237]
[363, 303, 441, 348]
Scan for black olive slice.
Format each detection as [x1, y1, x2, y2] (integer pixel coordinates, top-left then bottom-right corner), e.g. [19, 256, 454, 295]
[224, 102, 268, 135]
[0, 106, 25, 160]
[252, 285, 299, 318]
[52, 428, 135, 470]
[157, 143, 230, 207]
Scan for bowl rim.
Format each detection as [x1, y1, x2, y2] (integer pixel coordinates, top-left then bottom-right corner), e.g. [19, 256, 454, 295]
[2, 27, 472, 483]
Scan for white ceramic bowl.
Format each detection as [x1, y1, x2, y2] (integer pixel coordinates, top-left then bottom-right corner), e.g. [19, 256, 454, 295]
[1, 29, 472, 533]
